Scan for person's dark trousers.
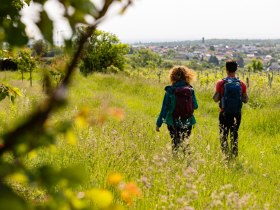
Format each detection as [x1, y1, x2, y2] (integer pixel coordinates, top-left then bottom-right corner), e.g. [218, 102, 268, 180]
[167, 125, 192, 154]
[219, 112, 241, 158]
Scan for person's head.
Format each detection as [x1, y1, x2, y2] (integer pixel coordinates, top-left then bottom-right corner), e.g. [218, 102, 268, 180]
[226, 60, 238, 73]
[169, 66, 196, 84]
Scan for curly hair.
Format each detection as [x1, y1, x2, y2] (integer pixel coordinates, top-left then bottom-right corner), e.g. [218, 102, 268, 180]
[169, 66, 197, 84]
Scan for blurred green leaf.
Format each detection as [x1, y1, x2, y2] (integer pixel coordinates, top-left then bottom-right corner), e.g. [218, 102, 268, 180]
[59, 165, 88, 186]
[0, 185, 27, 210]
[32, 0, 47, 4]
[0, 92, 6, 101]
[70, 0, 97, 17]
[55, 121, 73, 133]
[0, 162, 15, 178]
[3, 20, 28, 46]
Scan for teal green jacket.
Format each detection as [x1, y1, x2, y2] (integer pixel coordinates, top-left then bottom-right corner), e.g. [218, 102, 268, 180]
[156, 81, 198, 128]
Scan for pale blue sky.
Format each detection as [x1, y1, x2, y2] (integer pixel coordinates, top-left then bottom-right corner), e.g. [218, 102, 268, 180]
[22, 0, 280, 43]
[99, 0, 280, 42]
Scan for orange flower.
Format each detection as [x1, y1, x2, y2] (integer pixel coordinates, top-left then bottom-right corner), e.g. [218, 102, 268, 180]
[124, 182, 141, 196]
[121, 190, 132, 205]
[109, 107, 125, 121]
[121, 182, 141, 205]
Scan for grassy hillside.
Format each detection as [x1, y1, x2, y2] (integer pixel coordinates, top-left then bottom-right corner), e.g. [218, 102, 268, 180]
[1, 71, 280, 209]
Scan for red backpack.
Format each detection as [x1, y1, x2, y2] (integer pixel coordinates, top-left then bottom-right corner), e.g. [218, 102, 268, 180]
[172, 86, 194, 119]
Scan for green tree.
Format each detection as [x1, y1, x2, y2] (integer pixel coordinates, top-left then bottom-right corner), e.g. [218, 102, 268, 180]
[208, 55, 219, 66]
[161, 60, 174, 69]
[32, 39, 48, 57]
[251, 59, 264, 72]
[246, 63, 253, 72]
[17, 48, 36, 86]
[130, 48, 162, 68]
[164, 49, 176, 59]
[187, 60, 202, 70]
[79, 30, 129, 75]
[236, 56, 244, 68]
[209, 45, 215, 51]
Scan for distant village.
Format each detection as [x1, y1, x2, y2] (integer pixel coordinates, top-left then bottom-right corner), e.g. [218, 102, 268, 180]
[132, 38, 280, 71]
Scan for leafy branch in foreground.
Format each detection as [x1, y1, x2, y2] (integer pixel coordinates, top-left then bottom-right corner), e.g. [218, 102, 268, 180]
[0, 83, 22, 103]
[0, 0, 133, 209]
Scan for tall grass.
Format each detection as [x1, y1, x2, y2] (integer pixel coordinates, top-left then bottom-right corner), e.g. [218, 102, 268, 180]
[1, 70, 280, 209]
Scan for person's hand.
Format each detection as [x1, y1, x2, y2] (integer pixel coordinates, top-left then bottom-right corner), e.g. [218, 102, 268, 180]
[156, 126, 160, 132]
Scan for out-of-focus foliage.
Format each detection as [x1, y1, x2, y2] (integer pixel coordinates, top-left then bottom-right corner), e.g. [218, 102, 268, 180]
[0, 0, 134, 209]
[79, 29, 129, 75]
[0, 0, 30, 46]
[0, 82, 22, 102]
[1, 0, 132, 47]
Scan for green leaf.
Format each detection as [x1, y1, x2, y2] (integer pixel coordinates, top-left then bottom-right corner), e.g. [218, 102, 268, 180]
[0, 92, 6, 101]
[32, 0, 47, 4]
[0, 185, 27, 210]
[3, 20, 28, 46]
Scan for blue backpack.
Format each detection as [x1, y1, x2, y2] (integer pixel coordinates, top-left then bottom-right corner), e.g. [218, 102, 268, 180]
[221, 78, 242, 113]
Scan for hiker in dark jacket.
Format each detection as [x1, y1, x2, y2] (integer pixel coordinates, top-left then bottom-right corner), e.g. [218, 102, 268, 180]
[156, 66, 198, 153]
[213, 60, 249, 159]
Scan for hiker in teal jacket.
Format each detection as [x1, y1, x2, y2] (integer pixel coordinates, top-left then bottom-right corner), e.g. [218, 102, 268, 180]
[156, 66, 198, 153]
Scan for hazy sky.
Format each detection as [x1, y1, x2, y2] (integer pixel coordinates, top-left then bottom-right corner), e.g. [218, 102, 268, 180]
[98, 0, 280, 42]
[22, 0, 280, 43]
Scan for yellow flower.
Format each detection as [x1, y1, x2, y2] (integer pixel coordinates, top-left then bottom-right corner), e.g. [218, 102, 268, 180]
[75, 116, 88, 128]
[87, 189, 113, 209]
[107, 173, 123, 186]
[75, 107, 90, 128]
[65, 130, 77, 145]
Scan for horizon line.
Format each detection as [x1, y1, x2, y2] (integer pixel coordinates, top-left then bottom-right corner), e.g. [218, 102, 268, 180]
[121, 38, 280, 44]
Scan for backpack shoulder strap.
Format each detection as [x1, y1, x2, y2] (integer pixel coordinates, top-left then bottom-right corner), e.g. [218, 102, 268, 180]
[223, 77, 241, 84]
[164, 85, 175, 94]
[222, 78, 228, 83]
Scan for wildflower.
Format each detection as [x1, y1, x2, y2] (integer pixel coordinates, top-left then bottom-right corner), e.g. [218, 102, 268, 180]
[75, 107, 90, 128]
[107, 173, 123, 186]
[120, 182, 141, 205]
[65, 130, 77, 145]
[86, 189, 113, 209]
[109, 107, 125, 121]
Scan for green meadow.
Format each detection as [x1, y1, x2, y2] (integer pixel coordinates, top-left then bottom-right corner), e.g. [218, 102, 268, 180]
[1, 70, 280, 209]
